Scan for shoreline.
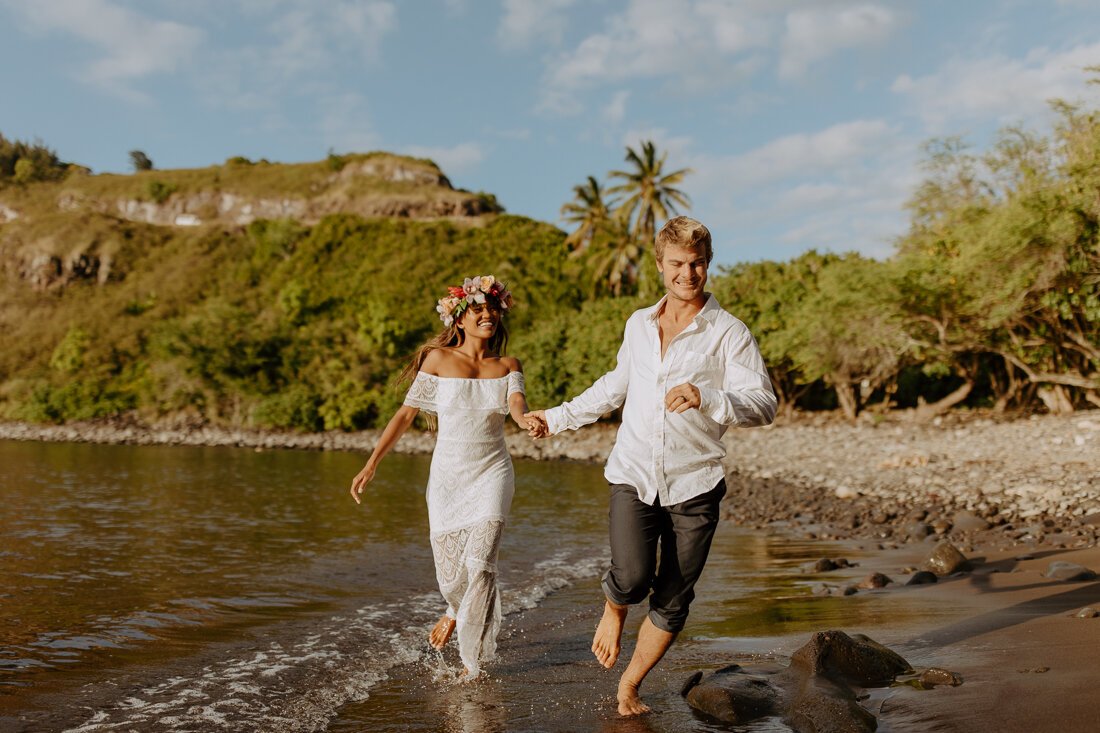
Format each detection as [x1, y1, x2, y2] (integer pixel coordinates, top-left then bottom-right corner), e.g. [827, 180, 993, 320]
[3, 409, 1096, 535]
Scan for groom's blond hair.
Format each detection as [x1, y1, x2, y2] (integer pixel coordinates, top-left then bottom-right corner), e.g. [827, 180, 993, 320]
[655, 216, 712, 263]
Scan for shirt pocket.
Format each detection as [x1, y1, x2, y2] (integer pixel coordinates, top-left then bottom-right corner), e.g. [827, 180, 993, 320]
[673, 350, 724, 389]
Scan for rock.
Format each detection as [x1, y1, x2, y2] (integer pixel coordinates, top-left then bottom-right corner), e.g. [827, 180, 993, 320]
[1073, 607, 1098, 618]
[931, 519, 952, 535]
[786, 684, 877, 733]
[1043, 561, 1097, 582]
[681, 666, 780, 724]
[841, 585, 859, 596]
[919, 668, 964, 687]
[789, 631, 912, 686]
[807, 557, 853, 573]
[859, 572, 892, 589]
[683, 631, 910, 732]
[919, 542, 971, 576]
[906, 571, 939, 585]
[952, 511, 991, 532]
[904, 522, 932, 541]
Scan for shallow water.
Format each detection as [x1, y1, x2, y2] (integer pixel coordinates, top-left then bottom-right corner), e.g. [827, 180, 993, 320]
[0, 439, 979, 731]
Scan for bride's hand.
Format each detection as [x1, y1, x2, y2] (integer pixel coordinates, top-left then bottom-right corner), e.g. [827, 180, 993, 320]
[350, 464, 376, 504]
[524, 411, 550, 439]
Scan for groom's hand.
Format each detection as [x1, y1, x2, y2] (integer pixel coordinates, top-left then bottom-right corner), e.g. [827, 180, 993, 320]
[524, 410, 551, 439]
[665, 383, 701, 413]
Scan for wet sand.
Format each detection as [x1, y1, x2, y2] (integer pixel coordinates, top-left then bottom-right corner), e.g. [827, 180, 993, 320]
[870, 544, 1100, 733]
[326, 532, 1099, 732]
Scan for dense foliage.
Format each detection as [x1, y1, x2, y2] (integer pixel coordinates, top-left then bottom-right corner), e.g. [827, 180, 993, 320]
[2, 102, 1099, 430]
[0, 134, 73, 186]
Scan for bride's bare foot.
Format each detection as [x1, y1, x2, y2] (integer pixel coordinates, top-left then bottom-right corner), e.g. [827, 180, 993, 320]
[617, 680, 651, 716]
[429, 616, 456, 650]
[591, 600, 628, 668]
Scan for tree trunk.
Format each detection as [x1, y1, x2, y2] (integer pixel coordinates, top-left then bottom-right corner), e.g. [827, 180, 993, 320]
[914, 379, 973, 421]
[833, 378, 859, 421]
[1037, 384, 1075, 414]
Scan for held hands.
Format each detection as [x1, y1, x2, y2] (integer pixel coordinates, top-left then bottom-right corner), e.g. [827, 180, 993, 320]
[665, 382, 701, 413]
[349, 463, 376, 504]
[524, 410, 551, 439]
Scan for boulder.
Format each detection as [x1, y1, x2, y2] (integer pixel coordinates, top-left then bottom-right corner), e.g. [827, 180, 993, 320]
[1043, 561, 1097, 582]
[919, 542, 971, 576]
[919, 668, 964, 687]
[683, 631, 913, 731]
[680, 666, 779, 724]
[788, 631, 912, 687]
[951, 511, 991, 532]
[905, 570, 939, 586]
[859, 572, 892, 589]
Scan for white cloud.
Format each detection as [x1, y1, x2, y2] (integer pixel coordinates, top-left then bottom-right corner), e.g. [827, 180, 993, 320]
[686, 119, 918, 261]
[498, 0, 577, 49]
[892, 42, 1100, 129]
[4, 0, 203, 102]
[264, 2, 397, 77]
[694, 119, 898, 191]
[601, 91, 631, 126]
[401, 142, 486, 175]
[619, 128, 694, 161]
[536, 0, 900, 113]
[779, 3, 899, 79]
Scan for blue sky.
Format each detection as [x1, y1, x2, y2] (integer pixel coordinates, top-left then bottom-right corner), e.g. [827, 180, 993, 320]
[3, 0, 1100, 266]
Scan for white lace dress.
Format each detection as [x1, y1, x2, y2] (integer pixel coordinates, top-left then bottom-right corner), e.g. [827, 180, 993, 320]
[402, 370, 524, 677]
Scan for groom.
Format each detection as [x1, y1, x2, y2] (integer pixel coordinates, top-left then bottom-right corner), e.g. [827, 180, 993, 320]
[526, 216, 776, 716]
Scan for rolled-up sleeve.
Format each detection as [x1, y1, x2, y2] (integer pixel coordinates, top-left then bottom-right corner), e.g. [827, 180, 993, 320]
[545, 337, 631, 434]
[697, 332, 777, 427]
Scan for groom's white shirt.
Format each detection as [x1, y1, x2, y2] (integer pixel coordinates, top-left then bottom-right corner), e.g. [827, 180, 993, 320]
[545, 294, 776, 507]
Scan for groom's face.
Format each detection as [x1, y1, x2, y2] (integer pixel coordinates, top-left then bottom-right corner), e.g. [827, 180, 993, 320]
[657, 244, 708, 303]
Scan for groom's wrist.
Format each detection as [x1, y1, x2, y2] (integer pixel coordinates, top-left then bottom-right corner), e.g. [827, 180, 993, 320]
[544, 406, 565, 435]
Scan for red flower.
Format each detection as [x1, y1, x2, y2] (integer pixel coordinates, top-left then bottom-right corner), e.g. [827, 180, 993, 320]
[447, 286, 466, 298]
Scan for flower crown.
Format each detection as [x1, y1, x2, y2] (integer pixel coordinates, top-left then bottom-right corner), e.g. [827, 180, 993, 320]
[436, 274, 514, 327]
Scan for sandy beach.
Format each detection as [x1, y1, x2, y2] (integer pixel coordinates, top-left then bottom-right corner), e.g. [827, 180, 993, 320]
[2, 410, 1098, 730]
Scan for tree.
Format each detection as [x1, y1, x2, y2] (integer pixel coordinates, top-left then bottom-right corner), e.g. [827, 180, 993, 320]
[773, 255, 912, 420]
[560, 175, 613, 252]
[130, 150, 154, 172]
[584, 217, 642, 297]
[608, 141, 693, 246]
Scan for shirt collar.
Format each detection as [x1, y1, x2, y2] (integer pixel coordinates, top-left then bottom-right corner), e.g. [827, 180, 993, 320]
[644, 292, 721, 326]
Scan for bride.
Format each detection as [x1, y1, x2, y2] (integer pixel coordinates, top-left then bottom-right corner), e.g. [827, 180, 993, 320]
[350, 275, 545, 677]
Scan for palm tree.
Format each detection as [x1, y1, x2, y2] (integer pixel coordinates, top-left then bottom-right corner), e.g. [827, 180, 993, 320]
[608, 140, 693, 246]
[586, 216, 641, 297]
[559, 175, 613, 252]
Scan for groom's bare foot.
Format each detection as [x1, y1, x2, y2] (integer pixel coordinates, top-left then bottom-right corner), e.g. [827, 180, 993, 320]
[429, 617, 456, 650]
[617, 679, 651, 716]
[591, 601, 628, 668]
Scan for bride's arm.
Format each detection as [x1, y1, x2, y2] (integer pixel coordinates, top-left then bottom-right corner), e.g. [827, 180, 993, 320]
[503, 358, 544, 435]
[350, 404, 419, 504]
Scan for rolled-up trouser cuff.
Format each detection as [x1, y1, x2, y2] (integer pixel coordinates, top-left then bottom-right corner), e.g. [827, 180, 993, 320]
[601, 571, 645, 607]
[647, 606, 686, 633]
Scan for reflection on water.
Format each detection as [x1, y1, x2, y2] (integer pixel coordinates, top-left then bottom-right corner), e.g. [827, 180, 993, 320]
[0, 439, 979, 732]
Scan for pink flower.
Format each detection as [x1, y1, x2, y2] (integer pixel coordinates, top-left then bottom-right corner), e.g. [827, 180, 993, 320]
[462, 277, 480, 295]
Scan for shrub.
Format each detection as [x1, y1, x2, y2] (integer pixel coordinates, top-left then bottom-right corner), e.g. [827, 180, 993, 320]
[144, 180, 178, 203]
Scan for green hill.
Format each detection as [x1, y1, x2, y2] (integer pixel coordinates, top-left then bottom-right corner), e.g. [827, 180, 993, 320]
[0, 152, 610, 430]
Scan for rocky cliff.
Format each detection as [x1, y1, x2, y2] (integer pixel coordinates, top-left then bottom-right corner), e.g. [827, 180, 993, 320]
[0, 152, 500, 290]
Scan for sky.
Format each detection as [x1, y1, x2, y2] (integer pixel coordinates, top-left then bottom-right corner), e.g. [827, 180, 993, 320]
[4, 0, 1100, 267]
